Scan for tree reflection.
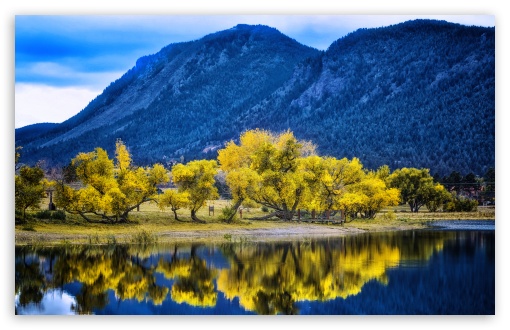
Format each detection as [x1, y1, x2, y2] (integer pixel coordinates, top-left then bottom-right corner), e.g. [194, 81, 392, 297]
[15, 250, 45, 309]
[156, 244, 217, 307]
[217, 233, 448, 314]
[16, 245, 169, 314]
[15, 232, 453, 314]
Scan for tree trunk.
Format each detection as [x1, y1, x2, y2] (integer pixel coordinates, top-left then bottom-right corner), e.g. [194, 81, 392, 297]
[191, 209, 206, 223]
[226, 199, 243, 223]
[172, 207, 180, 221]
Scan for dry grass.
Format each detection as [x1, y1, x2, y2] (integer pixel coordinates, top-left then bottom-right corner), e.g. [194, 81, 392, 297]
[15, 197, 495, 246]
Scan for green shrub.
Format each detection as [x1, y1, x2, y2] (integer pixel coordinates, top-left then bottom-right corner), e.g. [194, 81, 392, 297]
[34, 209, 66, 220]
[218, 206, 238, 223]
[445, 197, 478, 212]
[21, 224, 36, 231]
[261, 206, 269, 213]
[15, 209, 25, 223]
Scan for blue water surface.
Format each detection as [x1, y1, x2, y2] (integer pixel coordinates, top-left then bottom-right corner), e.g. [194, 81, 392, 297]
[15, 224, 495, 315]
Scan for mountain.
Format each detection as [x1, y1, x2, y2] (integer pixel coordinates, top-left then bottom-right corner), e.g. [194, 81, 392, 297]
[15, 123, 58, 144]
[15, 20, 495, 177]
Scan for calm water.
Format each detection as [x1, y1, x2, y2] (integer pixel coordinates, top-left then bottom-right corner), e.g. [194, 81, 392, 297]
[15, 225, 495, 315]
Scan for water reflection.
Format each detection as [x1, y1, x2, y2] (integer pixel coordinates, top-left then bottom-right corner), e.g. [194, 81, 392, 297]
[15, 229, 494, 315]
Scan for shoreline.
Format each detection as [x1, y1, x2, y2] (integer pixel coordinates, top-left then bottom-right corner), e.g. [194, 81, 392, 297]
[15, 219, 479, 246]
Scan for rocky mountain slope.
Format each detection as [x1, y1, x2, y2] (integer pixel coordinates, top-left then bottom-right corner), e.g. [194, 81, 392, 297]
[16, 20, 495, 176]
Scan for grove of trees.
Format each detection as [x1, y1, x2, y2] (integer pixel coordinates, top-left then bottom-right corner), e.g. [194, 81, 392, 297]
[15, 129, 488, 224]
[53, 139, 169, 223]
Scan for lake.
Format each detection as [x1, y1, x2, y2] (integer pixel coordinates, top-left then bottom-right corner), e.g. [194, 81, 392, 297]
[15, 221, 495, 315]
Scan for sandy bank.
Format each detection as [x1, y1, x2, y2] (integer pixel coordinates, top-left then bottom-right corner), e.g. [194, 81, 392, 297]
[15, 224, 372, 245]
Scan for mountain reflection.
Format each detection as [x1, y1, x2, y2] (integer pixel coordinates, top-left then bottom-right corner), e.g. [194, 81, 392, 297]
[15, 232, 453, 314]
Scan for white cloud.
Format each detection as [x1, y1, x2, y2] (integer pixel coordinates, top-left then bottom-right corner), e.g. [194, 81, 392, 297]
[15, 83, 101, 128]
[17, 61, 125, 90]
[15, 289, 77, 315]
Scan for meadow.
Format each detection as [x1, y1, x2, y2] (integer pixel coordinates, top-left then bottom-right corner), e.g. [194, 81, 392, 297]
[14, 195, 495, 246]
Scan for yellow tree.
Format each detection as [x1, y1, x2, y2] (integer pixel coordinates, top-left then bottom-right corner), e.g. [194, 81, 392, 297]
[300, 156, 364, 216]
[158, 189, 190, 221]
[221, 168, 260, 223]
[217, 129, 270, 222]
[341, 172, 400, 219]
[246, 130, 316, 221]
[54, 140, 169, 223]
[15, 165, 50, 221]
[171, 159, 219, 223]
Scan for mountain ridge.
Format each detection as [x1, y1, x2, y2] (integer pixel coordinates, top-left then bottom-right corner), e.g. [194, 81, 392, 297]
[15, 20, 495, 177]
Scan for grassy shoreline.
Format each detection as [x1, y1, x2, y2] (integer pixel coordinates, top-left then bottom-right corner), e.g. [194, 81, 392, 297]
[15, 199, 495, 246]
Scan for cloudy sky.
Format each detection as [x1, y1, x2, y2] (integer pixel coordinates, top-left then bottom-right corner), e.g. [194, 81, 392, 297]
[14, 14, 495, 128]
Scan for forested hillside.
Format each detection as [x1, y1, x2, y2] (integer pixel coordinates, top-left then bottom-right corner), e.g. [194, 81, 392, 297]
[15, 20, 495, 176]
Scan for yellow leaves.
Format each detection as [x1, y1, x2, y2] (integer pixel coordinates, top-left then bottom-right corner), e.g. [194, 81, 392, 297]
[115, 139, 132, 171]
[171, 284, 217, 307]
[341, 173, 401, 218]
[158, 189, 190, 210]
[73, 148, 114, 186]
[171, 160, 219, 214]
[339, 192, 370, 214]
[149, 163, 170, 186]
[54, 184, 78, 209]
[385, 188, 402, 206]
[224, 167, 260, 201]
[239, 128, 273, 154]
[40, 178, 55, 191]
[216, 240, 406, 312]
[60, 139, 169, 221]
[77, 186, 102, 211]
[217, 130, 319, 218]
[218, 141, 246, 172]
[298, 156, 366, 212]
[105, 187, 127, 214]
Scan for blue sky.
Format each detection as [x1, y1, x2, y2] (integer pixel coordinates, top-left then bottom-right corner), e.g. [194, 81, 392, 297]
[14, 14, 495, 128]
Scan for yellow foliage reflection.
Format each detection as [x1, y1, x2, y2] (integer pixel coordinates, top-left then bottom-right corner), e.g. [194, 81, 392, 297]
[217, 234, 446, 314]
[52, 247, 169, 313]
[156, 245, 217, 307]
[16, 232, 450, 314]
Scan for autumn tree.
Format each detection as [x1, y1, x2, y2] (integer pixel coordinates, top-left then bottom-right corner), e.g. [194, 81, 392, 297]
[340, 170, 400, 219]
[218, 129, 315, 222]
[300, 156, 364, 216]
[217, 129, 271, 222]
[158, 189, 190, 221]
[15, 165, 48, 221]
[171, 159, 219, 223]
[388, 167, 439, 212]
[54, 139, 169, 223]
[425, 183, 452, 212]
[243, 130, 316, 221]
[15, 146, 22, 170]
[218, 129, 394, 222]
